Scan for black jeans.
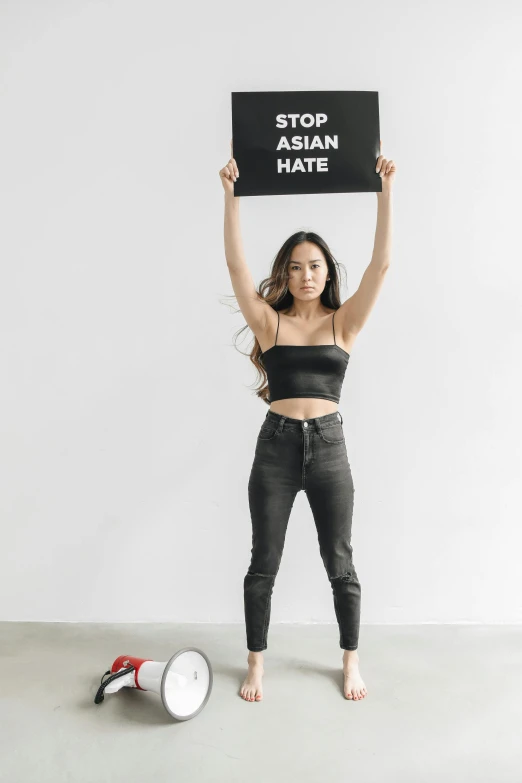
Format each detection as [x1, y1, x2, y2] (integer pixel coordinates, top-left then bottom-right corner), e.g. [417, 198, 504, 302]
[244, 409, 361, 652]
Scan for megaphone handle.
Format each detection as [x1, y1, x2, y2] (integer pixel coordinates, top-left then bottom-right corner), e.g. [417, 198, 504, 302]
[94, 665, 136, 704]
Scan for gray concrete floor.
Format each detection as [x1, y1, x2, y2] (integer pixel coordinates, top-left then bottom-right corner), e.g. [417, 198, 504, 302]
[1, 622, 521, 783]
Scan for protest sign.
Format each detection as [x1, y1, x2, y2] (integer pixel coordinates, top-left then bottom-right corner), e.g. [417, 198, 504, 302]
[231, 90, 381, 197]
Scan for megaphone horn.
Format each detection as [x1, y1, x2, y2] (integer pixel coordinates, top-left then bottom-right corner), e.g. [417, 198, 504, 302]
[94, 647, 213, 721]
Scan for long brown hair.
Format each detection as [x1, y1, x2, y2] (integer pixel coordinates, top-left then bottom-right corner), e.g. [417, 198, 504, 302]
[221, 230, 348, 405]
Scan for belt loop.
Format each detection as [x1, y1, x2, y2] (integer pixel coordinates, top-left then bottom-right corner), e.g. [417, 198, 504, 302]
[277, 415, 286, 433]
[338, 411, 343, 424]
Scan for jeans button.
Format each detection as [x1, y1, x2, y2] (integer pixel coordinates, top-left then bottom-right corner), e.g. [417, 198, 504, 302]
[303, 421, 308, 427]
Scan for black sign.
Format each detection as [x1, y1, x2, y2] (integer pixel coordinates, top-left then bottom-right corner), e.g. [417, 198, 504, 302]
[231, 90, 381, 197]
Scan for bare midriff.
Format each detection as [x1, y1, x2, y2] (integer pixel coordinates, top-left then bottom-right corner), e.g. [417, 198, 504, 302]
[268, 398, 340, 420]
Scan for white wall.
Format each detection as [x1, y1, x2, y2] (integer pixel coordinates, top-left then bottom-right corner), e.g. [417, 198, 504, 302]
[1, 0, 521, 625]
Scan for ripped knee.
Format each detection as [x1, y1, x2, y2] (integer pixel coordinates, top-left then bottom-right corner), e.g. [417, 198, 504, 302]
[330, 567, 358, 583]
[247, 570, 276, 578]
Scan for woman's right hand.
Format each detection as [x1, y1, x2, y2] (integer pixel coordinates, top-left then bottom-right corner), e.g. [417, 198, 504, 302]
[219, 138, 239, 195]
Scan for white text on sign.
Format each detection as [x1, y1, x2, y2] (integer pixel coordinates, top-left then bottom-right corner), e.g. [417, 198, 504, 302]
[275, 113, 337, 174]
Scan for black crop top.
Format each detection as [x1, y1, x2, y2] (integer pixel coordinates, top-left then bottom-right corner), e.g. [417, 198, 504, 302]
[261, 310, 350, 404]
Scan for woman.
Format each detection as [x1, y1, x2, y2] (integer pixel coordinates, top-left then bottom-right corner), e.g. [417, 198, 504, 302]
[219, 140, 396, 703]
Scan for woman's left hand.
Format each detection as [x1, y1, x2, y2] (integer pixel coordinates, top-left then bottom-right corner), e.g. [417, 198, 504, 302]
[375, 140, 396, 192]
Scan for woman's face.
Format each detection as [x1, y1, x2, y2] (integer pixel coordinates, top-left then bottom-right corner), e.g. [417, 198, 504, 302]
[286, 242, 329, 300]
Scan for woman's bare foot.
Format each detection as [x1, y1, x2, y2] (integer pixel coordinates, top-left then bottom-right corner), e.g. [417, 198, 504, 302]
[240, 651, 264, 701]
[343, 649, 367, 700]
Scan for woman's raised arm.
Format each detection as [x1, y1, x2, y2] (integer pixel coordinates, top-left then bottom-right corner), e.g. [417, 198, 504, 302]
[220, 141, 272, 339]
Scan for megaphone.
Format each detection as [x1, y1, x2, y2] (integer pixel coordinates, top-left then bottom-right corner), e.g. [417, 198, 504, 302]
[94, 648, 213, 721]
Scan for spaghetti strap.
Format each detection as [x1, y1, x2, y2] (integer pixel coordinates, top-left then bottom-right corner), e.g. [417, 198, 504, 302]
[332, 311, 337, 345]
[274, 310, 280, 347]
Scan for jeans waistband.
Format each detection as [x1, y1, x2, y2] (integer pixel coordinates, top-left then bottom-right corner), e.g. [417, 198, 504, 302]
[264, 409, 343, 433]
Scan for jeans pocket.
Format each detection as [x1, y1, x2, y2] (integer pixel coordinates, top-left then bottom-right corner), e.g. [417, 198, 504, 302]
[318, 422, 345, 444]
[257, 423, 279, 441]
